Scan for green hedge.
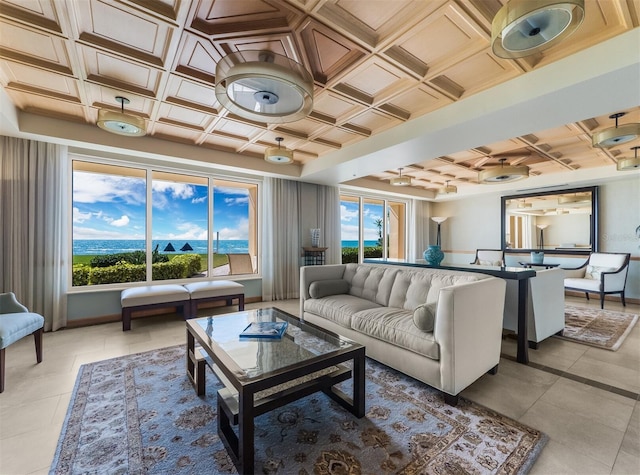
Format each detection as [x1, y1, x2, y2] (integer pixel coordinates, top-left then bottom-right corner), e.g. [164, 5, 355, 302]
[73, 254, 202, 286]
[341, 246, 383, 264]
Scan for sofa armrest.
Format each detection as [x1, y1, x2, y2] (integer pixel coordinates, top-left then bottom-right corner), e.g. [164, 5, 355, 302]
[0, 292, 29, 314]
[434, 277, 506, 395]
[563, 267, 586, 279]
[601, 265, 629, 292]
[300, 264, 346, 316]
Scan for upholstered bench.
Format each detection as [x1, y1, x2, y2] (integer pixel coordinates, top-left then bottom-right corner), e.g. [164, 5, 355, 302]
[121, 284, 190, 331]
[183, 280, 245, 318]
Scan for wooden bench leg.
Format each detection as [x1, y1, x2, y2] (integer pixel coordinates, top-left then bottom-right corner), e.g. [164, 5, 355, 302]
[0, 348, 5, 393]
[444, 393, 459, 406]
[122, 308, 132, 331]
[34, 328, 43, 363]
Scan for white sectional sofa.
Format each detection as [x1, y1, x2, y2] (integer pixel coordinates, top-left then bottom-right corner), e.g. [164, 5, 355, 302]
[300, 263, 506, 405]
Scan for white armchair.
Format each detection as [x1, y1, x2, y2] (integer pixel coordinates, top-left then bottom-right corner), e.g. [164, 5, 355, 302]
[503, 268, 565, 349]
[470, 249, 505, 266]
[563, 252, 631, 309]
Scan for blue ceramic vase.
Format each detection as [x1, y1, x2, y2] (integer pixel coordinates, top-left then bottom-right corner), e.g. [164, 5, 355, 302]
[424, 245, 445, 266]
[530, 251, 544, 264]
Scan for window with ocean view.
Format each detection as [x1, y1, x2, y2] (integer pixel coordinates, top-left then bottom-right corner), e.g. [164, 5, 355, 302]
[340, 194, 408, 263]
[72, 158, 259, 287]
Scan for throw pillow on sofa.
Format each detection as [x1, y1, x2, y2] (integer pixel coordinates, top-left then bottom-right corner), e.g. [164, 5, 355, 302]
[585, 265, 617, 280]
[413, 302, 437, 332]
[309, 279, 350, 299]
[479, 259, 502, 266]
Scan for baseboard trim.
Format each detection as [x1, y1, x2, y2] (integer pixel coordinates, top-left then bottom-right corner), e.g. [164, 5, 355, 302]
[65, 296, 263, 329]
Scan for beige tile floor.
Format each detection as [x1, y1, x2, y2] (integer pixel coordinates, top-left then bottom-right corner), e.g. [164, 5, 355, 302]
[1, 297, 638, 474]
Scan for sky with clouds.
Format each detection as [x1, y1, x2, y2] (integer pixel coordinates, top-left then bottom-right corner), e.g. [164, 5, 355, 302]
[340, 200, 384, 241]
[72, 171, 251, 241]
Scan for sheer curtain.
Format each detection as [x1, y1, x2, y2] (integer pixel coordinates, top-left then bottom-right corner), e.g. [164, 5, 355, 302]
[0, 136, 69, 331]
[261, 177, 301, 300]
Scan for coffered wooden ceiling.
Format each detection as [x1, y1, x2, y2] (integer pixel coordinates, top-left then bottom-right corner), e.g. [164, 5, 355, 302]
[0, 0, 639, 197]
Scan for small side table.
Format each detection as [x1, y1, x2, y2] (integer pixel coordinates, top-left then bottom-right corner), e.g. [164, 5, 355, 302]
[519, 262, 560, 269]
[303, 247, 328, 265]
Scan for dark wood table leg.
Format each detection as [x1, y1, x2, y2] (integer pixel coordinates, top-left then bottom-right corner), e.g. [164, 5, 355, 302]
[186, 330, 195, 387]
[353, 347, 365, 417]
[238, 390, 255, 475]
[516, 279, 529, 364]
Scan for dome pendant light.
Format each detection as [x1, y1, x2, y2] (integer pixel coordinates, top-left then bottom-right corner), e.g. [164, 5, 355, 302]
[264, 137, 293, 164]
[215, 51, 314, 124]
[593, 112, 640, 148]
[491, 0, 584, 59]
[617, 146, 640, 171]
[97, 96, 146, 137]
[439, 180, 457, 194]
[390, 168, 411, 186]
[479, 158, 529, 183]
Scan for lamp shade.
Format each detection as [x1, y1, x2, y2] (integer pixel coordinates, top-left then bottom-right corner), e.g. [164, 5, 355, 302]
[479, 159, 529, 183]
[215, 51, 313, 124]
[439, 180, 457, 194]
[390, 168, 411, 186]
[491, 0, 584, 59]
[593, 112, 640, 148]
[617, 146, 640, 171]
[97, 96, 145, 137]
[264, 137, 293, 164]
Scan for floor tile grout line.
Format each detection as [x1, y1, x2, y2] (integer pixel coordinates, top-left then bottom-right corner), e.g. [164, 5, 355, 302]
[499, 353, 640, 401]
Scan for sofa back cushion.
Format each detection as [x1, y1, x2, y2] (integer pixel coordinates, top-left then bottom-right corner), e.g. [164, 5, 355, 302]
[343, 264, 398, 306]
[588, 253, 627, 270]
[388, 269, 486, 310]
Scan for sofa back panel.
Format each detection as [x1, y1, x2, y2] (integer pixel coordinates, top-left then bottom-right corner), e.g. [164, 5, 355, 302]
[389, 270, 484, 310]
[345, 264, 398, 306]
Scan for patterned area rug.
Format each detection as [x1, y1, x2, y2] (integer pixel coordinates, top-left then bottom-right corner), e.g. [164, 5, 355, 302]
[556, 305, 639, 351]
[50, 346, 547, 474]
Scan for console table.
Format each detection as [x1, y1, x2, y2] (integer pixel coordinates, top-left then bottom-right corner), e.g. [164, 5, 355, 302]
[303, 247, 327, 265]
[364, 258, 536, 365]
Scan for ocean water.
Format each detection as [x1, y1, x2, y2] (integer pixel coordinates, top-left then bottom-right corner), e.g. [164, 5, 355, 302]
[72, 239, 380, 255]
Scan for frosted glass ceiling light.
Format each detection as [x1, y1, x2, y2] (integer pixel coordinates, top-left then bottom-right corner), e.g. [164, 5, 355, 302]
[479, 158, 529, 183]
[215, 51, 314, 124]
[617, 146, 640, 171]
[593, 112, 640, 148]
[439, 180, 457, 194]
[264, 137, 293, 164]
[390, 168, 411, 186]
[491, 0, 584, 59]
[97, 96, 145, 137]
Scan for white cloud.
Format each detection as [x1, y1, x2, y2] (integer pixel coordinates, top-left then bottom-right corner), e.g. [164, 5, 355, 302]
[216, 218, 249, 240]
[109, 215, 130, 227]
[73, 172, 145, 204]
[191, 196, 207, 204]
[152, 181, 195, 199]
[215, 186, 250, 196]
[73, 207, 92, 223]
[341, 204, 358, 222]
[163, 222, 208, 240]
[73, 226, 144, 240]
[224, 196, 249, 205]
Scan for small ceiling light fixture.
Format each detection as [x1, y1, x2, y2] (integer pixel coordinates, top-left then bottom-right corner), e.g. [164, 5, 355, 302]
[593, 112, 640, 148]
[264, 137, 293, 164]
[491, 0, 584, 59]
[558, 193, 590, 204]
[479, 158, 529, 183]
[97, 96, 145, 136]
[518, 199, 532, 208]
[439, 180, 457, 194]
[390, 168, 412, 186]
[617, 146, 640, 171]
[215, 50, 314, 124]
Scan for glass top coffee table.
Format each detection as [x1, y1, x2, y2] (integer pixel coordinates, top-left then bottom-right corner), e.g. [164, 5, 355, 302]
[186, 307, 365, 474]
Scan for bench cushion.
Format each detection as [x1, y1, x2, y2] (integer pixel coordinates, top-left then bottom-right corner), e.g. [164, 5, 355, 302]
[183, 281, 244, 299]
[121, 285, 189, 307]
[0, 313, 44, 349]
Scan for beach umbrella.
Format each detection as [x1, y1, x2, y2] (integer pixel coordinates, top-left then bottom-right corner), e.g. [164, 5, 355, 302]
[163, 242, 175, 252]
[180, 242, 193, 251]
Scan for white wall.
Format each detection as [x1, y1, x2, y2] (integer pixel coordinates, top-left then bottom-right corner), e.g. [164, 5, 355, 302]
[431, 176, 640, 300]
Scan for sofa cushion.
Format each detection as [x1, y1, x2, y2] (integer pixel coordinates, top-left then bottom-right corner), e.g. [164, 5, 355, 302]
[585, 265, 617, 280]
[351, 307, 439, 360]
[304, 295, 381, 329]
[309, 279, 350, 299]
[344, 264, 398, 306]
[413, 303, 437, 332]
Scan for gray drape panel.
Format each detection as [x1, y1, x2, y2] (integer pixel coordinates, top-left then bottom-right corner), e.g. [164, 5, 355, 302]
[261, 177, 301, 300]
[315, 184, 341, 265]
[0, 136, 69, 331]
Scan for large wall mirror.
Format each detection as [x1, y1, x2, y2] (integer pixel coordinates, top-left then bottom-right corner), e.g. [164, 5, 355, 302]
[501, 186, 598, 255]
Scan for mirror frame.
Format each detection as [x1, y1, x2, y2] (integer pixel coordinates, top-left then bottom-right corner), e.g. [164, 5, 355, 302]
[501, 186, 599, 256]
